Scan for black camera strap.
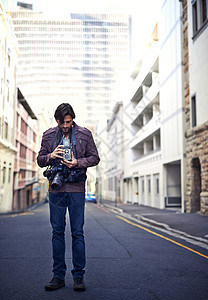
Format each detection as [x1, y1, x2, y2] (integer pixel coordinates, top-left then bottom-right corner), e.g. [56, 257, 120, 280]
[72, 126, 78, 159]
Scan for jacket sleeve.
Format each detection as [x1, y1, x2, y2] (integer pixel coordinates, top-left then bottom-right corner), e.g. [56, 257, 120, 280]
[37, 134, 54, 168]
[77, 132, 100, 169]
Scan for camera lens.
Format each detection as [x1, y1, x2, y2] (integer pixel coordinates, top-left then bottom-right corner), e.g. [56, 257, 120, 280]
[51, 172, 64, 190]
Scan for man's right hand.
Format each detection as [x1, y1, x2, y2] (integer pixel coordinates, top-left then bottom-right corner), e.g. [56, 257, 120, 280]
[50, 145, 65, 159]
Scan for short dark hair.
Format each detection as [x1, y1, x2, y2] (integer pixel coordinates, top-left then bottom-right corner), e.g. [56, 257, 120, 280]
[54, 103, 76, 124]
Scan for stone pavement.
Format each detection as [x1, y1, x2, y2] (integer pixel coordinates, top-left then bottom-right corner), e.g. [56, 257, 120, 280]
[100, 199, 208, 245]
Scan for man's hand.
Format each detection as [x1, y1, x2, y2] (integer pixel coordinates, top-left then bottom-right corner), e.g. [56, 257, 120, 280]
[61, 152, 78, 168]
[50, 145, 65, 159]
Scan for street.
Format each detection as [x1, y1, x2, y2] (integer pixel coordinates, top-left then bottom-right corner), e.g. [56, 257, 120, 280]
[0, 202, 208, 300]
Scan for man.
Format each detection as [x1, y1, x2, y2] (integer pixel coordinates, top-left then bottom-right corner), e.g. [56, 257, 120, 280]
[37, 103, 100, 291]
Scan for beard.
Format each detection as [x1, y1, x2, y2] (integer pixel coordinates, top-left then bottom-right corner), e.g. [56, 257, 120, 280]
[60, 126, 71, 136]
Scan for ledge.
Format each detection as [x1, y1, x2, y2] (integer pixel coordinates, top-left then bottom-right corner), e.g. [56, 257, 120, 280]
[185, 121, 208, 138]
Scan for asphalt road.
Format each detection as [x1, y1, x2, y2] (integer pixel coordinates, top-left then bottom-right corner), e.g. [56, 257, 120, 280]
[0, 202, 208, 300]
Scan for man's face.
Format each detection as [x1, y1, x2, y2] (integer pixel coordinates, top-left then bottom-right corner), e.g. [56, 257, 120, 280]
[57, 115, 73, 135]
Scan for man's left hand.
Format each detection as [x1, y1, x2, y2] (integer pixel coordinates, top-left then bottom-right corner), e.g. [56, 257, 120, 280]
[61, 152, 78, 168]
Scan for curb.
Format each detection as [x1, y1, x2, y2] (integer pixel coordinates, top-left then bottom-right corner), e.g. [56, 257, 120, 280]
[0, 199, 47, 216]
[102, 203, 208, 248]
[134, 214, 208, 245]
[102, 203, 123, 214]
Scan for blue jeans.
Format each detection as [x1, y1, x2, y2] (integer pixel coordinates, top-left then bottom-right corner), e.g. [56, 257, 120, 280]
[49, 192, 85, 280]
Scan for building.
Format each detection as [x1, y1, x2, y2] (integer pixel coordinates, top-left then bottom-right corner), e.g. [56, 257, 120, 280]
[36, 109, 53, 204]
[180, 0, 208, 214]
[123, 23, 163, 208]
[13, 88, 39, 211]
[9, 4, 131, 130]
[100, 0, 187, 211]
[105, 102, 124, 203]
[125, 1, 185, 210]
[159, 0, 186, 210]
[0, 0, 18, 212]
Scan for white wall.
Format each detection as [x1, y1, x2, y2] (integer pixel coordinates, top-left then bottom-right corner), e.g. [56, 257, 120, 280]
[159, 0, 184, 164]
[188, 1, 208, 127]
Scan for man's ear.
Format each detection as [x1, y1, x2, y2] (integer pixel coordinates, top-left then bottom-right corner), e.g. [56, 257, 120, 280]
[56, 119, 60, 125]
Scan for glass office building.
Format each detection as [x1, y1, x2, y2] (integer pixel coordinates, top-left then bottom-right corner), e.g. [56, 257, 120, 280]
[10, 8, 131, 129]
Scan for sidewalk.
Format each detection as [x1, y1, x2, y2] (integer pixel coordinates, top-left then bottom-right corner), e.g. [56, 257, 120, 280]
[100, 199, 208, 243]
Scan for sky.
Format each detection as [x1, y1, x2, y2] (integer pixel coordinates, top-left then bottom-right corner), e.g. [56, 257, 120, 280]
[33, 0, 158, 15]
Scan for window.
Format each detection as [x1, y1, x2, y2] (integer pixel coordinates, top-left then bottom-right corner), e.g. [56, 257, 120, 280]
[141, 178, 144, 193]
[201, 0, 207, 23]
[156, 178, 159, 194]
[8, 168, 12, 183]
[148, 178, 151, 193]
[192, 0, 208, 38]
[33, 132, 36, 143]
[21, 118, 27, 135]
[3, 167, 6, 184]
[20, 144, 27, 159]
[4, 122, 8, 140]
[193, 1, 198, 34]
[191, 95, 197, 127]
[8, 54, 10, 68]
[33, 151, 36, 162]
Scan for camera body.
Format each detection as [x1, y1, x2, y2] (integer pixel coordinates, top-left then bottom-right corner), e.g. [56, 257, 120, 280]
[63, 138, 71, 161]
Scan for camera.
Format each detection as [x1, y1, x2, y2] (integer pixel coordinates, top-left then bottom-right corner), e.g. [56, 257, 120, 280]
[63, 138, 71, 161]
[43, 164, 65, 190]
[51, 170, 64, 190]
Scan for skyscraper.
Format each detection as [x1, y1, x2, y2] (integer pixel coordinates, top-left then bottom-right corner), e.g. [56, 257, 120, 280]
[10, 4, 131, 130]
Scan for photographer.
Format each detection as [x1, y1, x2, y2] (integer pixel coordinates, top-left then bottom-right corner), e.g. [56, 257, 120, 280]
[37, 103, 100, 292]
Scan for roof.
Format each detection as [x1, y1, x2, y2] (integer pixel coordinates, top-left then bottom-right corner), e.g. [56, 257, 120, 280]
[17, 88, 37, 120]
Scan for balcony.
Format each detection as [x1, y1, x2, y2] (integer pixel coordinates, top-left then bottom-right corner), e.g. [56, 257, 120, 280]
[131, 129, 161, 162]
[18, 179, 26, 189]
[130, 75, 159, 125]
[130, 55, 159, 101]
[130, 114, 161, 150]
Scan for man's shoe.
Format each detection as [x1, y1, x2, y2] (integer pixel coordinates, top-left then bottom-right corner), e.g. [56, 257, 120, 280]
[73, 277, 86, 291]
[44, 277, 65, 291]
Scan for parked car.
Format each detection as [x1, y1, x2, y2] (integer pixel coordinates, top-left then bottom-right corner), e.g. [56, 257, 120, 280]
[85, 193, 97, 203]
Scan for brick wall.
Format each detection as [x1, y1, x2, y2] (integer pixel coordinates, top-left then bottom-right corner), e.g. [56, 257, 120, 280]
[185, 122, 208, 214]
[181, 0, 208, 214]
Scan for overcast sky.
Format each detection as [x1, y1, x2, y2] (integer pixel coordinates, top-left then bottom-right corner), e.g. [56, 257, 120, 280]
[33, 0, 158, 15]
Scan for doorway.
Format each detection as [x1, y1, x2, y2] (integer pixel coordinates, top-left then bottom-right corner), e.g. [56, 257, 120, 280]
[191, 158, 201, 212]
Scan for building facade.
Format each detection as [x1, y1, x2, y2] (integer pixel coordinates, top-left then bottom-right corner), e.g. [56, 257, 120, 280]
[0, 1, 18, 212]
[122, 23, 163, 208]
[36, 110, 53, 204]
[181, 0, 208, 214]
[106, 102, 124, 203]
[10, 5, 131, 130]
[13, 88, 39, 211]
[159, 0, 186, 210]
[100, 0, 187, 211]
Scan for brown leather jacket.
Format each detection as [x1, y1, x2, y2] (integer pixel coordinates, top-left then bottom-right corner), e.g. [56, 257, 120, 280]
[37, 122, 100, 193]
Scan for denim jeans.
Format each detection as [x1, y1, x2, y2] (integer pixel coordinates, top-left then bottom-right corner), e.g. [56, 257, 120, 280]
[49, 192, 85, 280]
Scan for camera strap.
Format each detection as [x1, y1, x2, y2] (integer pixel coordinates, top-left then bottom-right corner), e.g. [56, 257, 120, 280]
[72, 126, 78, 159]
[50, 126, 77, 162]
